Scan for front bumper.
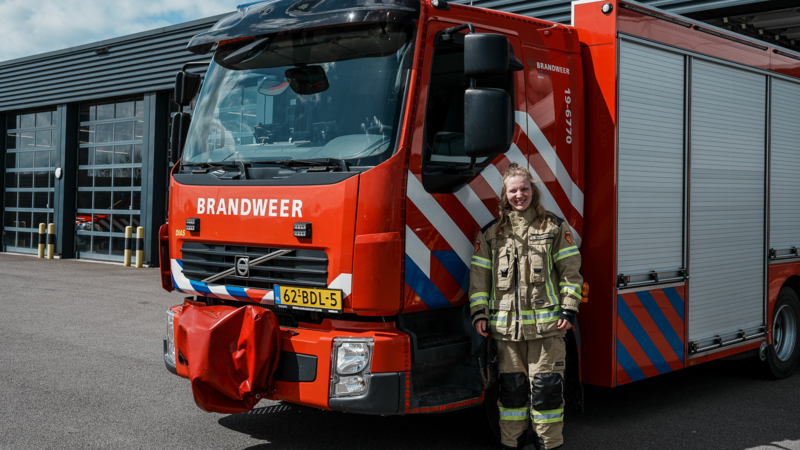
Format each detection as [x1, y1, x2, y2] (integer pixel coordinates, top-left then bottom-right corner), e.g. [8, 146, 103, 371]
[329, 372, 403, 415]
[164, 303, 409, 415]
[163, 337, 177, 375]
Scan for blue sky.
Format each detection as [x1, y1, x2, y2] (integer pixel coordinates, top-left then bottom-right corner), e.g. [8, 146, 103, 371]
[0, 0, 237, 62]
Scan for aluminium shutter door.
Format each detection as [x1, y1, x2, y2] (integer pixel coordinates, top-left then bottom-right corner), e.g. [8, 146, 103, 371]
[689, 59, 765, 342]
[617, 40, 685, 275]
[770, 79, 800, 253]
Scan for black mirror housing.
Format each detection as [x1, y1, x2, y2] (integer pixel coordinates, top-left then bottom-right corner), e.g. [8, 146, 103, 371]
[175, 71, 202, 107]
[171, 112, 192, 164]
[464, 88, 513, 158]
[464, 33, 509, 78]
[285, 66, 330, 95]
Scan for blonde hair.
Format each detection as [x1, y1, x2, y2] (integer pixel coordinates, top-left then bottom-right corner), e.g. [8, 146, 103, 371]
[498, 163, 552, 229]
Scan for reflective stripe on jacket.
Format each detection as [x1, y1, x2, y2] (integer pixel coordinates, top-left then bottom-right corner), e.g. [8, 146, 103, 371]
[469, 208, 582, 341]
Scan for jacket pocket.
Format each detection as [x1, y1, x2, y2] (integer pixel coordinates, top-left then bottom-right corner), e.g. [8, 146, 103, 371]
[528, 244, 549, 284]
[490, 299, 513, 335]
[532, 298, 561, 335]
[495, 245, 515, 291]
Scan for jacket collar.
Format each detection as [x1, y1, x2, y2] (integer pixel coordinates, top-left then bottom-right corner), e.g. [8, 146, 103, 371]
[508, 206, 537, 226]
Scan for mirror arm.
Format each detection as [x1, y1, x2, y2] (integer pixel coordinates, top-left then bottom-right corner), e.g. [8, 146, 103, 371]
[181, 61, 210, 73]
[442, 22, 474, 42]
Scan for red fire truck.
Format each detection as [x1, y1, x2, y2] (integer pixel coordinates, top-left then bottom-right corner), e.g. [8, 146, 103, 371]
[160, 0, 800, 416]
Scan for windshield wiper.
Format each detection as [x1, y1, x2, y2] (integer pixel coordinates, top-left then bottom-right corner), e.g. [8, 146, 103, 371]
[250, 158, 349, 172]
[181, 161, 249, 179]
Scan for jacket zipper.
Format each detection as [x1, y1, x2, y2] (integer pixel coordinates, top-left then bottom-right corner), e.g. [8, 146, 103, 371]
[514, 247, 520, 340]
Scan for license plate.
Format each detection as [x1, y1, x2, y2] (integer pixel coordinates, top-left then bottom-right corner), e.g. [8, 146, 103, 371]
[274, 285, 342, 313]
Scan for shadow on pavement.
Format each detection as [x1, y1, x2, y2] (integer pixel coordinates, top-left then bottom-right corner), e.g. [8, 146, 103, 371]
[219, 400, 495, 450]
[219, 358, 800, 450]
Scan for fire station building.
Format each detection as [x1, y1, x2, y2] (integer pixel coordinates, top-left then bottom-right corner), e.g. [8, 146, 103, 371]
[0, 0, 798, 265]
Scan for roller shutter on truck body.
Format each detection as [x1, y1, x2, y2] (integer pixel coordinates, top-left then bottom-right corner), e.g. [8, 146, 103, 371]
[688, 59, 766, 343]
[615, 36, 775, 351]
[617, 40, 685, 283]
[769, 78, 800, 259]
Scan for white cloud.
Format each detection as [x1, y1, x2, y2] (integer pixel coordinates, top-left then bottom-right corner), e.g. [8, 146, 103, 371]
[0, 0, 236, 62]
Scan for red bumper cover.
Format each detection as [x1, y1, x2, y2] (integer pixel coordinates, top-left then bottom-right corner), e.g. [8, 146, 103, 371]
[176, 305, 281, 414]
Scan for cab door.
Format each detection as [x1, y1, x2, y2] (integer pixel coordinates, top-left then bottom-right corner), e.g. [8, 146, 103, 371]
[403, 18, 527, 313]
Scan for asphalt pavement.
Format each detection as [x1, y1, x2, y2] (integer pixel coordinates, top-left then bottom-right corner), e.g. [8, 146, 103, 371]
[0, 253, 798, 450]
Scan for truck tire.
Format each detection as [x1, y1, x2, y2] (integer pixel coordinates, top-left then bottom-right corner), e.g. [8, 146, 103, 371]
[762, 288, 800, 379]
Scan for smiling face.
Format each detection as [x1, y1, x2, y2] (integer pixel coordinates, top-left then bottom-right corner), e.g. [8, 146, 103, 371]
[504, 175, 533, 211]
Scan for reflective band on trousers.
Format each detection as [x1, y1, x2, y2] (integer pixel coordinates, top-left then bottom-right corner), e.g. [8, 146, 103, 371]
[553, 246, 579, 262]
[471, 255, 492, 269]
[531, 408, 564, 423]
[499, 406, 528, 421]
[470, 292, 489, 308]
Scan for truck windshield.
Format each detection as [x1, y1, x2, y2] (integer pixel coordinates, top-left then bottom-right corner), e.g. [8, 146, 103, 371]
[182, 23, 413, 168]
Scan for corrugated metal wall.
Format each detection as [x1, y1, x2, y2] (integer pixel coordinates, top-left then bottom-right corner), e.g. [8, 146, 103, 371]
[449, 0, 765, 24]
[0, 0, 770, 112]
[0, 15, 226, 113]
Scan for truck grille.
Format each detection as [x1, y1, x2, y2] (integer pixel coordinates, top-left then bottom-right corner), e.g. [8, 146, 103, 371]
[180, 242, 328, 290]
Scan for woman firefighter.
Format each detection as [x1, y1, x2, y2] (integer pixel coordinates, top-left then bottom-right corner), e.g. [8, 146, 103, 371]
[470, 163, 582, 450]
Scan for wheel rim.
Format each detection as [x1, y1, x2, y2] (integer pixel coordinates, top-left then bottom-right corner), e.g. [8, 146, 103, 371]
[773, 304, 797, 362]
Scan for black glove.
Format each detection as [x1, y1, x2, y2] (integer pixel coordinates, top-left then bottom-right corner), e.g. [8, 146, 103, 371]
[559, 309, 576, 325]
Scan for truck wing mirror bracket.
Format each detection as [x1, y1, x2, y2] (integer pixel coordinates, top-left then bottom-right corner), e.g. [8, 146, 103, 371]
[171, 112, 192, 165]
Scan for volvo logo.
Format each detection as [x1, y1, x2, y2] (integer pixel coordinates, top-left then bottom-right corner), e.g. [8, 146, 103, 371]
[235, 255, 250, 278]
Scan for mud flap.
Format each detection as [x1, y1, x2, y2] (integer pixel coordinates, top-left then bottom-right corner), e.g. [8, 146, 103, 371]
[176, 304, 281, 414]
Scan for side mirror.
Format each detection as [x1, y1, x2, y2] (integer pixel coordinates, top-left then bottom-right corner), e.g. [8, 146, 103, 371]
[175, 71, 202, 107]
[171, 112, 191, 164]
[464, 33, 509, 78]
[464, 88, 513, 158]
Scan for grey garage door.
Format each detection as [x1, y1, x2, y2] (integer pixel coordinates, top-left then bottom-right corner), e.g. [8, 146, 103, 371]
[4, 109, 58, 253]
[688, 59, 766, 342]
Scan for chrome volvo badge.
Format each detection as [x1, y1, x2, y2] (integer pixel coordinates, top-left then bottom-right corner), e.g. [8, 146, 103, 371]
[235, 255, 250, 278]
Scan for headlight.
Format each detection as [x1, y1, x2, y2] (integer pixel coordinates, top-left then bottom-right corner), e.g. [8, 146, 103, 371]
[330, 338, 373, 397]
[336, 342, 370, 374]
[166, 309, 177, 365]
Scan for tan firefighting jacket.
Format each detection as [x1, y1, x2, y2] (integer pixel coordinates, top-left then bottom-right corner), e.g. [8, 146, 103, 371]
[469, 207, 582, 341]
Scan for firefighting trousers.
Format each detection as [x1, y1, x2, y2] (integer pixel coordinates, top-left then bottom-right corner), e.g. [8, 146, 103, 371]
[497, 336, 566, 449]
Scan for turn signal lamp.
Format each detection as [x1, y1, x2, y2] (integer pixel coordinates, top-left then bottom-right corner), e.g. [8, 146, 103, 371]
[582, 282, 590, 303]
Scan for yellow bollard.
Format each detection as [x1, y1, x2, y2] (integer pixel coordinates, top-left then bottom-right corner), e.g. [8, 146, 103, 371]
[124, 226, 133, 267]
[37, 223, 46, 258]
[47, 223, 55, 259]
[135, 227, 144, 268]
